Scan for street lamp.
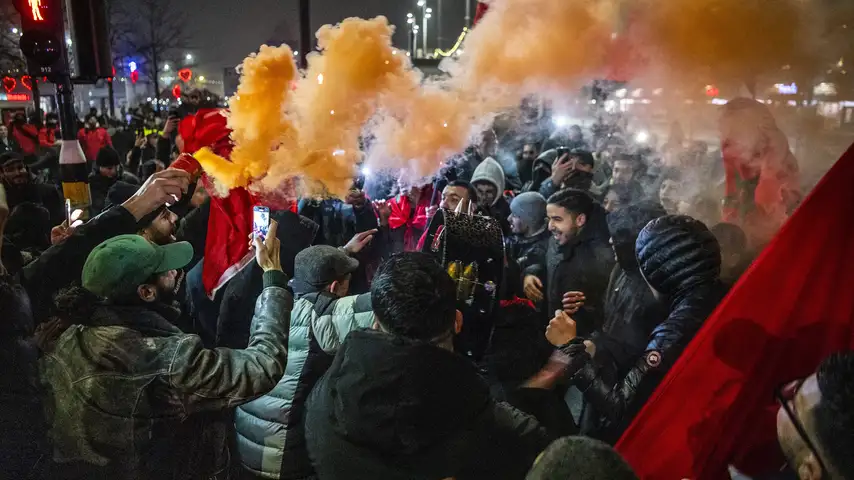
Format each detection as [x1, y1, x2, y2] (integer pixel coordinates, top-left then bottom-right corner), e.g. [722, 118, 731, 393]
[422, 6, 432, 57]
[413, 24, 420, 57]
[406, 13, 415, 56]
[163, 64, 170, 71]
[185, 53, 193, 61]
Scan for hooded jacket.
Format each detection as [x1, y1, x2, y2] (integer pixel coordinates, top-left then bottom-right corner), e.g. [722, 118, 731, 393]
[305, 330, 554, 480]
[569, 215, 725, 434]
[595, 202, 670, 375]
[471, 157, 512, 234]
[235, 291, 374, 480]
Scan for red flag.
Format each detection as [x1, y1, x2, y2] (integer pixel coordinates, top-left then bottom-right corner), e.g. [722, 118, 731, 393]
[473, 1, 489, 25]
[616, 143, 854, 479]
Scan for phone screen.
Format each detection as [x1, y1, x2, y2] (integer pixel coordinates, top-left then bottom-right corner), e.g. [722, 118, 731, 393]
[253, 206, 270, 241]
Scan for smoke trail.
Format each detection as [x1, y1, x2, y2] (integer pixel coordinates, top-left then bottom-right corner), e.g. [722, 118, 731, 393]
[196, 44, 297, 192]
[261, 16, 419, 198]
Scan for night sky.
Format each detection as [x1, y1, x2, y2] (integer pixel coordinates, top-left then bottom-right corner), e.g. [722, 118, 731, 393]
[183, 0, 470, 72]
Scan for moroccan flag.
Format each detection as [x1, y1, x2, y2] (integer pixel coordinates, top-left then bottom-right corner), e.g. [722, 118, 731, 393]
[616, 143, 854, 479]
[473, 1, 489, 25]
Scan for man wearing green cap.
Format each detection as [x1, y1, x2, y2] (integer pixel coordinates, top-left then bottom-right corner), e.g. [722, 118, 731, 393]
[40, 221, 293, 479]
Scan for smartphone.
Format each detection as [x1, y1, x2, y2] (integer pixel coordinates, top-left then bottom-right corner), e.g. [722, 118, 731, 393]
[65, 199, 73, 226]
[253, 206, 271, 241]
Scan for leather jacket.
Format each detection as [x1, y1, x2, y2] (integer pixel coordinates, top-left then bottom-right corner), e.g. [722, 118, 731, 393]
[40, 272, 293, 480]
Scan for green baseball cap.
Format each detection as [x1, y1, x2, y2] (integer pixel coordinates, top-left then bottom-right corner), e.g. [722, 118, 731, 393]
[82, 234, 194, 299]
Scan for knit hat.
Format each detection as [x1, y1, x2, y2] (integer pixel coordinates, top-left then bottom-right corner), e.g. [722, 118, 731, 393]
[470, 157, 506, 205]
[0, 152, 24, 168]
[95, 147, 121, 168]
[636, 215, 721, 297]
[510, 192, 547, 231]
[607, 201, 668, 271]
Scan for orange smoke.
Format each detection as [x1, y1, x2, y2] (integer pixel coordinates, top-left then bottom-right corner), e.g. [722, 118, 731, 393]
[195, 44, 297, 192]
[261, 16, 417, 198]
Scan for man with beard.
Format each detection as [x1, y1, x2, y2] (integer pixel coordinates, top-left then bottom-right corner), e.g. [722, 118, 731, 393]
[524, 189, 614, 337]
[41, 222, 293, 479]
[775, 352, 854, 480]
[516, 143, 540, 188]
[0, 152, 64, 226]
[471, 157, 512, 235]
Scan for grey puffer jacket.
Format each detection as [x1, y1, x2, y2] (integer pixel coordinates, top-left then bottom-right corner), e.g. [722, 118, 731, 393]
[235, 291, 374, 480]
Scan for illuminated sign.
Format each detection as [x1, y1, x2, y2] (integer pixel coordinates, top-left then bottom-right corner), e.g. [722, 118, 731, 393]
[0, 93, 32, 101]
[705, 85, 719, 97]
[814, 83, 838, 96]
[775, 83, 798, 95]
[28, 0, 44, 21]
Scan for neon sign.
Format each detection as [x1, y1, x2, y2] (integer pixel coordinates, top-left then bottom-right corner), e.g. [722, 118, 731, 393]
[0, 93, 31, 101]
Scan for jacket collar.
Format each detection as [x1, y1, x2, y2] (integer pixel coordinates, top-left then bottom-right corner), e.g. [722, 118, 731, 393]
[89, 301, 184, 336]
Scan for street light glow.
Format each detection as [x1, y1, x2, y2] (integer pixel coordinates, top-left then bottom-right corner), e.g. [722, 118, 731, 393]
[185, 53, 193, 61]
[198, 76, 205, 82]
[417, 0, 425, 6]
[407, 12, 413, 18]
[11, 28, 18, 34]
[425, 13, 432, 18]
[407, 18, 414, 24]
[163, 64, 170, 71]
[426, 7, 433, 13]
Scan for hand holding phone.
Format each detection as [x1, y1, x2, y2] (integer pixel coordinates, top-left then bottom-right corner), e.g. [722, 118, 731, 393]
[253, 206, 271, 241]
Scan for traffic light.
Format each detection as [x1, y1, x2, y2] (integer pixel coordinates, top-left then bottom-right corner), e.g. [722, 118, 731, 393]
[15, 0, 69, 78]
[16, 0, 112, 82]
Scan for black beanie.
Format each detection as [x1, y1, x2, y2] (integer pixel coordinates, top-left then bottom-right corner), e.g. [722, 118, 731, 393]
[95, 147, 121, 168]
[607, 201, 668, 271]
[636, 215, 721, 297]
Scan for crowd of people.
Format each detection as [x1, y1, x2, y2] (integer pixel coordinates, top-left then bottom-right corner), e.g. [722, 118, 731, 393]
[1, 93, 852, 480]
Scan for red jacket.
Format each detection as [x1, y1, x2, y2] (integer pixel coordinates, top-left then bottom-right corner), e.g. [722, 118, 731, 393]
[10, 123, 40, 155]
[39, 127, 58, 147]
[78, 127, 113, 162]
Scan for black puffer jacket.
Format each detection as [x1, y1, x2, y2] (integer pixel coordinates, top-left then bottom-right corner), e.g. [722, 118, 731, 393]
[569, 215, 725, 432]
[594, 202, 669, 377]
[305, 330, 554, 480]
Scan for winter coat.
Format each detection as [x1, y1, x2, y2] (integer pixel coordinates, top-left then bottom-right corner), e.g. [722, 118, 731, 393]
[525, 208, 615, 336]
[87, 172, 117, 216]
[297, 199, 378, 293]
[570, 215, 725, 433]
[235, 291, 374, 479]
[39, 274, 293, 480]
[77, 128, 112, 163]
[2, 179, 65, 227]
[0, 278, 49, 479]
[22, 206, 139, 324]
[305, 330, 555, 480]
[506, 228, 550, 299]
